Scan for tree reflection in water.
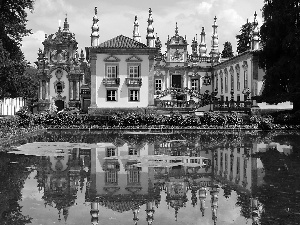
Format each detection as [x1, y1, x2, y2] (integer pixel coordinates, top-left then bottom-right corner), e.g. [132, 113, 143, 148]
[0, 152, 37, 225]
[1, 130, 300, 225]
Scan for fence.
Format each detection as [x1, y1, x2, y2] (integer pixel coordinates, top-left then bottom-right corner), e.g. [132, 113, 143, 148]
[0, 97, 26, 116]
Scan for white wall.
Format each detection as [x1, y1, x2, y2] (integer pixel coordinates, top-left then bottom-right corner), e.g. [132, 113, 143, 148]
[0, 97, 26, 115]
[95, 54, 150, 108]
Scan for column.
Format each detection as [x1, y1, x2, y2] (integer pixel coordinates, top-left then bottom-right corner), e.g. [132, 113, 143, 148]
[45, 81, 49, 100]
[166, 70, 170, 89]
[70, 80, 74, 100]
[76, 80, 80, 100]
[39, 80, 43, 99]
[183, 71, 187, 88]
[90, 54, 98, 107]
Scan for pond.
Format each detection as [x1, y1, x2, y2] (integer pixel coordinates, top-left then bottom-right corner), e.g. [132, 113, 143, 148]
[1, 130, 300, 225]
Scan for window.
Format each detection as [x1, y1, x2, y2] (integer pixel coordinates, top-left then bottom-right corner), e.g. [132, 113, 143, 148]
[129, 148, 139, 155]
[129, 90, 139, 101]
[237, 72, 240, 91]
[231, 73, 234, 92]
[155, 79, 162, 91]
[106, 65, 118, 78]
[237, 157, 240, 176]
[42, 80, 46, 99]
[56, 82, 63, 93]
[128, 170, 140, 183]
[225, 73, 228, 93]
[106, 148, 117, 157]
[105, 171, 118, 184]
[191, 79, 199, 91]
[220, 74, 224, 94]
[244, 70, 248, 89]
[129, 65, 140, 78]
[107, 90, 117, 101]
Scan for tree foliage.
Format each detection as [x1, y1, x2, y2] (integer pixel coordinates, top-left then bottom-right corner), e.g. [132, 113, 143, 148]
[259, 0, 300, 110]
[236, 20, 253, 54]
[221, 41, 234, 58]
[0, 0, 36, 99]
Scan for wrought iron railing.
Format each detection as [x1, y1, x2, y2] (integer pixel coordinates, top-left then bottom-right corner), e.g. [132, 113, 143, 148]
[103, 78, 120, 87]
[125, 78, 142, 87]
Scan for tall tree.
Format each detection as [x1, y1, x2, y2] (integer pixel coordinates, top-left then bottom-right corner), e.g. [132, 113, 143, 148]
[259, 0, 300, 111]
[221, 41, 234, 58]
[0, 0, 35, 99]
[236, 20, 253, 54]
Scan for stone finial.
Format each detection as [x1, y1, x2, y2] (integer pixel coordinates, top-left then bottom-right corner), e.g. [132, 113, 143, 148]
[146, 8, 155, 47]
[91, 6, 100, 47]
[133, 15, 141, 42]
[210, 16, 219, 58]
[252, 11, 260, 50]
[199, 27, 207, 56]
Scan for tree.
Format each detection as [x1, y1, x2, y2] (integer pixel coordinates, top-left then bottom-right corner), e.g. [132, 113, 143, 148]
[236, 20, 253, 54]
[221, 41, 234, 58]
[0, 0, 35, 99]
[259, 0, 300, 111]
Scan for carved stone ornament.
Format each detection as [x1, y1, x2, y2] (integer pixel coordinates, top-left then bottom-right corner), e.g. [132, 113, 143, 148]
[154, 67, 163, 77]
[51, 50, 68, 63]
[55, 69, 63, 80]
[171, 49, 184, 61]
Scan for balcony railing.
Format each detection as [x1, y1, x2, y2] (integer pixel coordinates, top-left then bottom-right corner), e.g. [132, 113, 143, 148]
[125, 78, 142, 87]
[213, 100, 252, 112]
[154, 99, 199, 109]
[103, 78, 120, 87]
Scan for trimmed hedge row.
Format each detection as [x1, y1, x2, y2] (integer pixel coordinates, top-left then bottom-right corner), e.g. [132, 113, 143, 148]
[0, 107, 299, 140]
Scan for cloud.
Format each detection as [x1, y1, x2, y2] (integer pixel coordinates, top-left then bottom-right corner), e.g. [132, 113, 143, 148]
[197, 2, 213, 15]
[21, 30, 45, 62]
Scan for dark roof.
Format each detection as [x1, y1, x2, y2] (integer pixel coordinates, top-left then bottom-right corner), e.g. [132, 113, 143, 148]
[98, 35, 150, 49]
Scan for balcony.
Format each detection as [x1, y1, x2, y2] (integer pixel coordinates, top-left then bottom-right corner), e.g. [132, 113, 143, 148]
[103, 78, 120, 87]
[125, 78, 142, 87]
[213, 100, 252, 113]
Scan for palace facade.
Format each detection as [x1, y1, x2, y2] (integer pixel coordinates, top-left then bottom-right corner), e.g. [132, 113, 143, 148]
[36, 7, 264, 114]
[35, 17, 90, 112]
[85, 7, 264, 114]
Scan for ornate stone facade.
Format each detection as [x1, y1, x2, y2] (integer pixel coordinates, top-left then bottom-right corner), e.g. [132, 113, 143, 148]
[36, 17, 89, 112]
[84, 8, 263, 114]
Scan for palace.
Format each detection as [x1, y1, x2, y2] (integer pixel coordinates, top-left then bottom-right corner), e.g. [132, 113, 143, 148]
[36, 7, 264, 114]
[85, 7, 264, 114]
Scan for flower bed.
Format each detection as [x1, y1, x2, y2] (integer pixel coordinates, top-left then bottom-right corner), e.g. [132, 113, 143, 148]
[0, 108, 300, 141]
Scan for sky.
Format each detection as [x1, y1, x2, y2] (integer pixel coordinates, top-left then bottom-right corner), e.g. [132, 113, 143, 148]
[21, 0, 265, 64]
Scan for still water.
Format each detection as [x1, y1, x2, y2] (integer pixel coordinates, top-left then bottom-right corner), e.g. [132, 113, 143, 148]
[1, 130, 300, 225]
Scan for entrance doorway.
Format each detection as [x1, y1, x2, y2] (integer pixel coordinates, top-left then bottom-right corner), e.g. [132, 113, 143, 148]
[55, 100, 64, 111]
[172, 75, 182, 89]
[82, 99, 90, 113]
[172, 75, 185, 100]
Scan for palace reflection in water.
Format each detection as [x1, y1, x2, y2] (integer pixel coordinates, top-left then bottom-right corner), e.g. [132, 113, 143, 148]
[17, 133, 296, 225]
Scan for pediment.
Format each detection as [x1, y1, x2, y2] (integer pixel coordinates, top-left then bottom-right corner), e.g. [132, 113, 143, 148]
[104, 55, 120, 62]
[125, 55, 143, 62]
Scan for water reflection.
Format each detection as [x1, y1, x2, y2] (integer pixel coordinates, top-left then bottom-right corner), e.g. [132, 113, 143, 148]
[3, 131, 300, 225]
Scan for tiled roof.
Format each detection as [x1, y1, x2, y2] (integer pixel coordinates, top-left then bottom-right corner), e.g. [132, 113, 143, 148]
[98, 35, 150, 49]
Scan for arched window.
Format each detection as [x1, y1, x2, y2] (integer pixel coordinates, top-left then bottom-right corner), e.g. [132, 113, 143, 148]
[56, 82, 63, 93]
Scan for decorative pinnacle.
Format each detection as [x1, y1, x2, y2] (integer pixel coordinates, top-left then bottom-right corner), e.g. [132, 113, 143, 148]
[148, 8, 153, 23]
[175, 22, 178, 35]
[253, 11, 258, 26]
